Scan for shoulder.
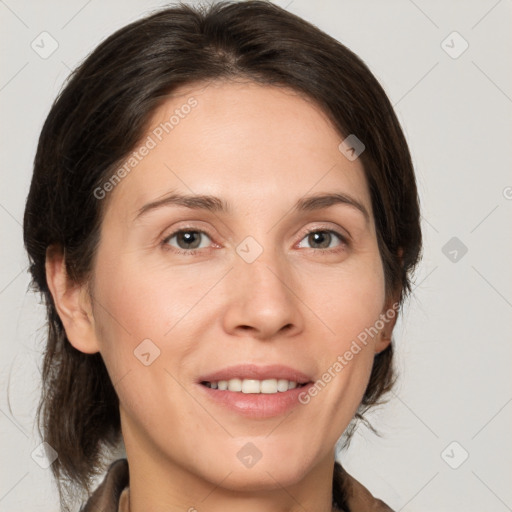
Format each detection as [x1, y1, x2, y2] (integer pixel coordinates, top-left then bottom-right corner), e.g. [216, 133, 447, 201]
[341, 466, 395, 512]
[81, 459, 129, 512]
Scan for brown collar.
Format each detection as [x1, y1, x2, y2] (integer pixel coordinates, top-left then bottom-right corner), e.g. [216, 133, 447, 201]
[81, 458, 394, 512]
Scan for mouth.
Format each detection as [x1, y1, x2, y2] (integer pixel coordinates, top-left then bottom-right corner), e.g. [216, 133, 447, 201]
[200, 378, 310, 394]
[197, 364, 314, 418]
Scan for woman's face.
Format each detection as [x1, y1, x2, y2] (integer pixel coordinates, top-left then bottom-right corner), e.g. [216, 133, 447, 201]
[83, 80, 394, 493]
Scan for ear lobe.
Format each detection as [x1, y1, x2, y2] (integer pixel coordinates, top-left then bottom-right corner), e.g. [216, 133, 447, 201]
[375, 248, 404, 353]
[45, 246, 100, 354]
[375, 326, 393, 354]
[375, 296, 400, 354]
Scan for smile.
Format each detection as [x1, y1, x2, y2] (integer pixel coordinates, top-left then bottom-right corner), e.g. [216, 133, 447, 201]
[201, 378, 308, 394]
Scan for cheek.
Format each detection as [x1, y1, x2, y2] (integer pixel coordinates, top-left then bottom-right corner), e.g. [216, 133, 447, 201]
[298, 251, 386, 420]
[303, 250, 386, 345]
[89, 251, 228, 408]
[89, 262, 200, 431]
[91, 249, 201, 343]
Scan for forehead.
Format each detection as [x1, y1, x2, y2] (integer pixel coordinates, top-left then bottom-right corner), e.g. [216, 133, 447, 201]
[104, 79, 373, 222]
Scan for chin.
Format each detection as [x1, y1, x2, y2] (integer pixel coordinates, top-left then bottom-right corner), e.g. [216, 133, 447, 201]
[208, 465, 307, 493]
[197, 446, 319, 492]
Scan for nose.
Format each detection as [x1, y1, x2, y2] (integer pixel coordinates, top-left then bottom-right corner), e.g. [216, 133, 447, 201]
[221, 250, 304, 341]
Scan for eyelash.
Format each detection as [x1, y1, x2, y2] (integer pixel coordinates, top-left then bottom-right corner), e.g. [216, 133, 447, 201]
[161, 226, 349, 256]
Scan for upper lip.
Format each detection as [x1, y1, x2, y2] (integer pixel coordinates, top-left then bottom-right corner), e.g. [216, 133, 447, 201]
[198, 364, 313, 384]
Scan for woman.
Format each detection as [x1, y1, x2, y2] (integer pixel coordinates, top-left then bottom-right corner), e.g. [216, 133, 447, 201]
[23, 1, 422, 511]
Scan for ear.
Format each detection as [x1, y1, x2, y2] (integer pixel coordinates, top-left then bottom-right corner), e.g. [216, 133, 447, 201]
[375, 248, 404, 354]
[45, 245, 100, 354]
[374, 296, 399, 354]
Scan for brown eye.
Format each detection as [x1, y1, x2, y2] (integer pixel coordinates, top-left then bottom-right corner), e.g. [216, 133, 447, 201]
[297, 229, 347, 251]
[163, 230, 212, 252]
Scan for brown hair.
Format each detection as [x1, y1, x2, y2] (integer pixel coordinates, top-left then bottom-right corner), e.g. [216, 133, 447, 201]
[23, 1, 422, 510]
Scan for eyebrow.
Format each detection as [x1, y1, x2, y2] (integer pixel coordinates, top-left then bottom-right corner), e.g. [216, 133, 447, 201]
[134, 191, 370, 223]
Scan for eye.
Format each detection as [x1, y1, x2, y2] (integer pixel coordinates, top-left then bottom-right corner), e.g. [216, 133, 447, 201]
[162, 229, 213, 254]
[161, 227, 348, 256]
[297, 229, 347, 251]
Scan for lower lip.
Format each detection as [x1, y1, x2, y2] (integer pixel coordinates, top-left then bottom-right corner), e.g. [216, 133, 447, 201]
[197, 383, 314, 419]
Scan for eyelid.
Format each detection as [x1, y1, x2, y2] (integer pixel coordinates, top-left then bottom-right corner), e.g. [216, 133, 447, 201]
[160, 219, 216, 239]
[296, 222, 350, 245]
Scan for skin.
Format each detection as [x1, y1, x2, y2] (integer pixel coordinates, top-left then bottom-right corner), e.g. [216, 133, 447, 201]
[46, 80, 398, 512]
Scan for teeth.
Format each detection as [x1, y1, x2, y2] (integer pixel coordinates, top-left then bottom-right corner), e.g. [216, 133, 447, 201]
[204, 378, 304, 394]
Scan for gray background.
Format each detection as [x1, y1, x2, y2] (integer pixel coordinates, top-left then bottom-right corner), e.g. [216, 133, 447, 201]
[1, 0, 511, 510]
